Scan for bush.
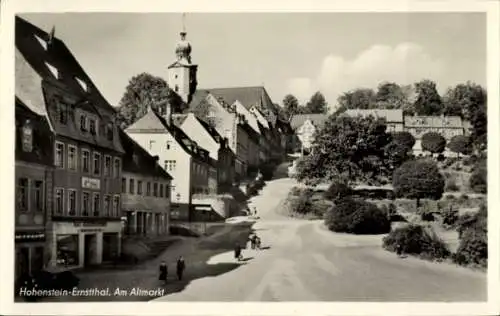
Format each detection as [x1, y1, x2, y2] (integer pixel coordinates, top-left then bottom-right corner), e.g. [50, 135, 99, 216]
[445, 177, 459, 192]
[469, 165, 487, 194]
[441, 206, 459, 227]
[382, 224, 451, 260]
[324, 198, 391, 234]
[324, 181, 352, 201]
[453, 205, 487, 268]
[421, 132, 446, 155]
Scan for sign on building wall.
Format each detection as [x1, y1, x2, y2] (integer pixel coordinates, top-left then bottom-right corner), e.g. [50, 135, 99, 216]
[82, 177, 100, 190]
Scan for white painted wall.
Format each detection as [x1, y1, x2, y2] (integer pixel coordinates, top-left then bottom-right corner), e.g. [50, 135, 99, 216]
[167, 65, 190, 104]
[181, 113, 219, 160]
[126, 131, 192, 205]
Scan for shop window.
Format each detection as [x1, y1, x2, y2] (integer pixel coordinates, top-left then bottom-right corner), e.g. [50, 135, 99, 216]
[56, 235, 79, 267]
[17, 178, 29, 212]
[102, 233, 119, 262]
[54, 188, 64, 215]
[31, 247, 44, 272]
[15, 247, 30, 278]
[33, 180, 43, 212]
[68, 189, 76, 216]
[82, 192, 90, 216]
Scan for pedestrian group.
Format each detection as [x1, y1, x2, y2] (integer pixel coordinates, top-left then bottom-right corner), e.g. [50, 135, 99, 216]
[158, 256, 186, 285]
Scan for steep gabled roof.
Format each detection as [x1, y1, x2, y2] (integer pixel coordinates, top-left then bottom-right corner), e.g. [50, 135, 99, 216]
[344, 109, 403, 123]
[15, 16, 124, 153]
[193, 86, 274, 112]
[125, 109, 211, 164]
[119, 129, 172, 179]
[290, 114, 329, 131]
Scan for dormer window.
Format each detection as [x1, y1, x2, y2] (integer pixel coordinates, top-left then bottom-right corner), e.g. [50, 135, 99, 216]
[75, 77, 88, 92]
[58, 102, 68, 124]
[89, 118, 97, 135]
[21, 120, 33, 152]
[44, 62, 59, 79]
[106, 122, 114, 141]
[80, 114, 88, 132]
[35, 35, 47, 50]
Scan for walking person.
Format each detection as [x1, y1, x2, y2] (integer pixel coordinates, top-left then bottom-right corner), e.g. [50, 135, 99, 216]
[256, 236, 262, 250]
[396, 244, 403, 258]
[159, 261, 168, 285]
[176, 256, 186, 281]
[234, 244, 243, 261]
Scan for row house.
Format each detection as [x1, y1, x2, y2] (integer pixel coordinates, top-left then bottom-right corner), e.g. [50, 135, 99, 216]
[343, 109, 404, 132]
[125, 104, 213, 222]
[16, 17, 125, 269]
[119, 130, 172, 237]
[172, 113, 236, 193]
[14, 99, 54, 280]
[404, 115, 466, 156]
[189, 91, 252, 178]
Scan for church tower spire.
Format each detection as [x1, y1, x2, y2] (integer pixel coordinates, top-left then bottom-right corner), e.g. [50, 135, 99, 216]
[167, 12, 198, 105]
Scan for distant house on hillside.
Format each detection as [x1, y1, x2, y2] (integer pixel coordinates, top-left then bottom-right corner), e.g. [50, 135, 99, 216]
[404, 115, 467, 156]
[289, 114, 329, 154]
[343, 109, 404, 132]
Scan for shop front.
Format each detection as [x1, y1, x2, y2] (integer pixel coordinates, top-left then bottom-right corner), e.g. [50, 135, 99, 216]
[14, 230, 46, 280]
[49, 220, 122, 269]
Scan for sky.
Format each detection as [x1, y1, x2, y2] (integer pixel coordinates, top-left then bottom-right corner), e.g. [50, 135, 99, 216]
[21, 12, 486, 111]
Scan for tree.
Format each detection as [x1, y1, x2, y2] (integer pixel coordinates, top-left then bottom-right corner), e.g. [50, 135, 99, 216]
[421, 132, 446, 156]
[384, 141, 413, 171]
[337, 88, 376, 110]
[305, 91, 328, 114]
[447, 135, 472, 157]
[116, 73, 182, 129]
[375, 82, 408, 109]
[413, 79, 443, 115]
[393, 159, 445, 208]
[390, 131, 416, 150]
[282, 94, 300, 119]
[295, 115, 392, 186]
[443, 82, 486, 119]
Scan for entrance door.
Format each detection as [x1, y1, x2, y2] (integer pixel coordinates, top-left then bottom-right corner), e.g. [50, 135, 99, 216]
[83, 234, 96, 267]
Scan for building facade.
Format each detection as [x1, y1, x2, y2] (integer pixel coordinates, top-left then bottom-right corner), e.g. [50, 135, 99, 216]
[290, 114, 329, 154]
[119, 131, 172, 237]
[404, 115, 466, 156]
[14, 99, 54, 280]
[125, 105, 211, 222]
[16, 17, 125, 269]
[174, 113, 236, 192]
[343, 109, 404, 133]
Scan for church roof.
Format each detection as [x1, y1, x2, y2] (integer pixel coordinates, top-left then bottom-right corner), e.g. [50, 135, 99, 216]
[192, 86, 275, 113]
[289, 114, 329, 131]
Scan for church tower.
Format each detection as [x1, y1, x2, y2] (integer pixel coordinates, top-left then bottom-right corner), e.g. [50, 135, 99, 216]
[167, 13, 198, 104]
